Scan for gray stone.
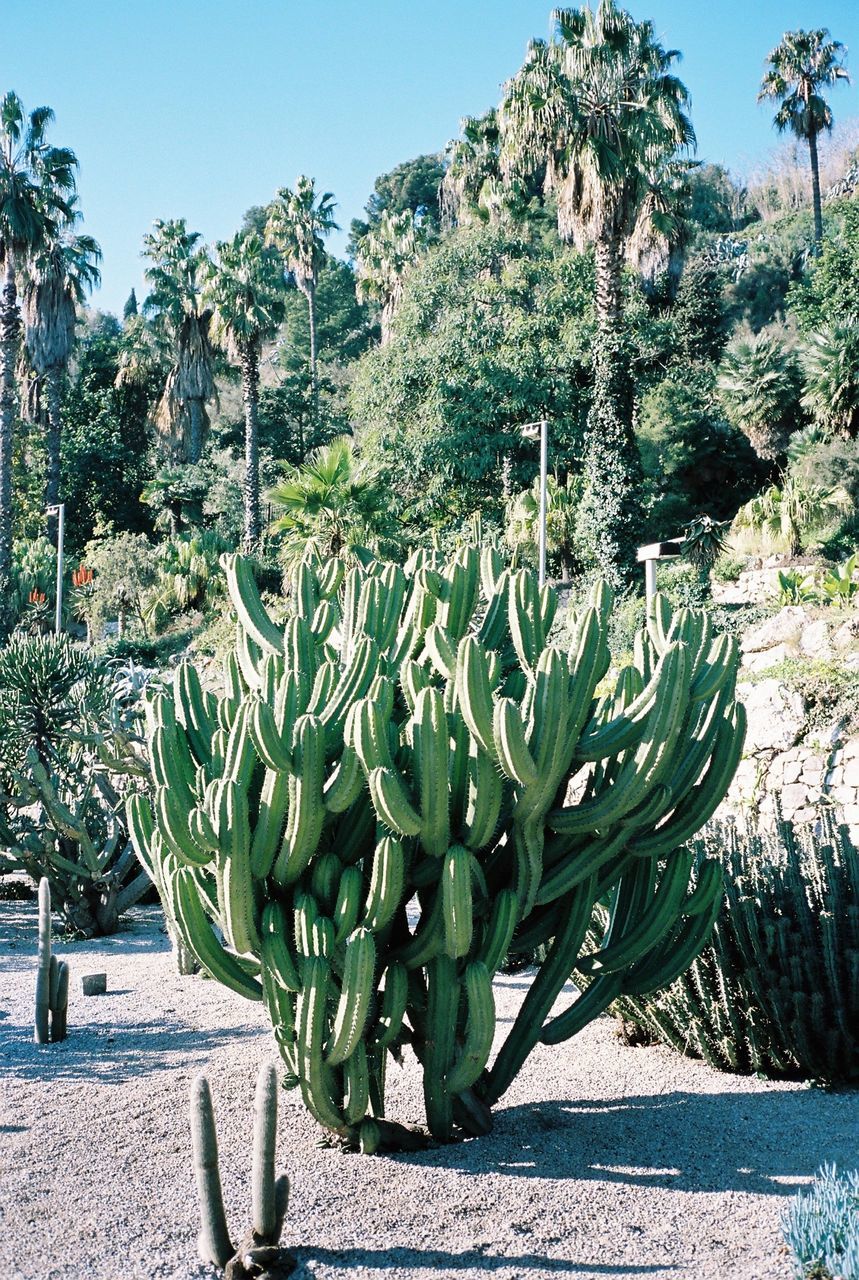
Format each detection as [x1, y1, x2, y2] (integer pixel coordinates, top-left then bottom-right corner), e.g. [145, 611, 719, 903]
[799, 618, 832, 658]
[843, 758, 859, 787]
[737, 679, 805, 754]
[741, 606, 808, 654]
[80, 973, 107, 996]
[833, 617, 859, 651]
[741, 644, 793, 673]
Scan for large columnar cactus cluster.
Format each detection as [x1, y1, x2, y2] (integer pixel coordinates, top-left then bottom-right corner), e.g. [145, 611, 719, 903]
[129, 549, 745, 1147]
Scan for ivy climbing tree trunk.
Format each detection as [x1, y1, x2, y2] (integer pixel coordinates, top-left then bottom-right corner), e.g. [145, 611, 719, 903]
[576, 234, 644, 589]
[240, 343, 262, 552]
[0, 257, 20, 641]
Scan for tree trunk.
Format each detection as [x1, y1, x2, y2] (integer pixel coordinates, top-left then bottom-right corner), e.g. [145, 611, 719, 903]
[576, 232, 644, 588]
[0, 257, 20, 642]
[187, 396, 205, 464]
[45, 365, 64, 544]
[593, 236, 623, 333]
[808, 128, 824, 252]
[307, 281, 318, 418]
[241, 345, 262, 552]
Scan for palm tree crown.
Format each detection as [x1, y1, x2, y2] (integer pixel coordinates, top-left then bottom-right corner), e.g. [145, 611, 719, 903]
[0, 93, 77, 265]
[266, 176, 338, 298]
[23, 206, 101, 377]
[204, 231, 285, 358]
[759, 29, 850, 247]
[499, 0, 694, 310]
[142, 218, 216, 463]
[355, 210, 424, 344]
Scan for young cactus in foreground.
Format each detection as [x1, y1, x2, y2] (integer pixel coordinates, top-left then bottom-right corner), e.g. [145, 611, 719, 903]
[132, 549, 745, 1147]
[34, 878, 69, 1044]
[190, 1063, 293, 1279]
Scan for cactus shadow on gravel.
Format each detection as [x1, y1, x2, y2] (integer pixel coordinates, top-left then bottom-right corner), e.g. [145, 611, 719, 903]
[391, 1091, 858, 1199]
[0, 1018, 262, 1083]
[293, 1246, 671, 1274]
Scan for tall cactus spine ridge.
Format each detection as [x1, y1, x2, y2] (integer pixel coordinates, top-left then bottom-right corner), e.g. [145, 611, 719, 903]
[131, 549, 746, 1148]
[34, 878, 69, 1044]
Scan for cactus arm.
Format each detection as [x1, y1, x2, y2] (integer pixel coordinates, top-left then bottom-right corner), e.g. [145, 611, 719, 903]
[251, 1062, 278, 1242]
[190, 1074, 234, 1269]
[34, 878, 52, 1045]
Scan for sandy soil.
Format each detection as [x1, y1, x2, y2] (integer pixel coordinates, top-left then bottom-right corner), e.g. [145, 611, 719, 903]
[1, 899, 856, 1280]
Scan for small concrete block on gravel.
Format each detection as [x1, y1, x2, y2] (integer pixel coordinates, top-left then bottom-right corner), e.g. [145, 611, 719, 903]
[79, 972, 107, 995]
[2, 902, 857, 1280]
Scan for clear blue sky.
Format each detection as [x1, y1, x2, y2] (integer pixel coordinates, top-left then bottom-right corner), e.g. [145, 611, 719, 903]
[4, 0, 857, 315]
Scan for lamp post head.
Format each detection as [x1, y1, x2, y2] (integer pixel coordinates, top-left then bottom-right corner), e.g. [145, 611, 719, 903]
[518, 420, 545, 441]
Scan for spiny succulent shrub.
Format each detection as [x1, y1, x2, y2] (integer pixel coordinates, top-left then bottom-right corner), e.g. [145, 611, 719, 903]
[129, 549, 745, 1148]
[191, 1063, 293, 1278]
[0, 635, 151, 937]
[611, 813, 859, 1082]
[782, 1164, 859, 1280]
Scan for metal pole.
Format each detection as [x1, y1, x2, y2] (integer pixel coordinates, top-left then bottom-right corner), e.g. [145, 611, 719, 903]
[645, 557, 657, 612]
[538, 419, 548, 589]
[54, 504, 65, 636]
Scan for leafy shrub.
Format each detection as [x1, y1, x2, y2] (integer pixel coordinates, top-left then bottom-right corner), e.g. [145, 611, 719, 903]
[776, 568, 818, 605]
[0, 636, 150, 935]
[611, 814, 859, 1082]
[711, 549, 747, 584]
[782, 1165, 859, 1280]
[655, 560, 710, 609]
[820, 553, 858, 607]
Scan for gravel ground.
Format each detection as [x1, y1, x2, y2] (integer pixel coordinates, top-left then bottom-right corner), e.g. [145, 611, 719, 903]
[1, 899, 856, 1280]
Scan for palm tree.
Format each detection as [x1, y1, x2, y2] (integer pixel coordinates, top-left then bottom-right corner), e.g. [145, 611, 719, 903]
[141, 218, 216, 464]
[441, 110, 507, 228]
[0, 93, 77, 639]
[499, 2, 694, 583]
[204, 231, 285, 550]
[717, 329, 804, 460]
[354, 210, 423, 344]
[267, 436, 390, 566]
[759, 30, 850, 250]
[22, 204, 101, 531]
[265, 176, 338, 404]
[801, 324, 859, 437]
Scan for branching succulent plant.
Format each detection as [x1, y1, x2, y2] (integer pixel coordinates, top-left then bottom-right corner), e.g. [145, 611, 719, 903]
[612, 812, 859, 1083]
[191, 1063, 293, 1278]
[129, 548, 745, 1148]
[0, 636, 151, 936]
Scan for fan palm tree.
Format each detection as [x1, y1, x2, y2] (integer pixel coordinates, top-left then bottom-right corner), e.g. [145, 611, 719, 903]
[499, 2, 694, 583]
[22, 203, 101, 529]
[265, 176, 338, 404]
[0, 93, 77, 638]
[267, 435, 390, 566]
[141, 218, 216, 464]
[759, 29, 850, 250]
[354, 210, 424, 344]
[204, 231, 285, 550]
[441, 110, 506, 228]
[717, 329, 804, 460]
[801, 324, 859, 437]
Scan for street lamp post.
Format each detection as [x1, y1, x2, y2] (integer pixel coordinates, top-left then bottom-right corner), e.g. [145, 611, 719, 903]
[519, 419, 549, 588]
[46, 504, 65, 636]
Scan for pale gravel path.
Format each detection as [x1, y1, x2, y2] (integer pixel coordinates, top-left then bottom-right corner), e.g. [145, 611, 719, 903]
[1, 901, 856, 1280]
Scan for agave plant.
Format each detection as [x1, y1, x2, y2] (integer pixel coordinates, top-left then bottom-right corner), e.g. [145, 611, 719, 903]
[681, 515, 730, 574]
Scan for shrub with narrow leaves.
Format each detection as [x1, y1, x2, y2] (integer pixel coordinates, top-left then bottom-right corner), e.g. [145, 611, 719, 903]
[782, 1164, 859, 1280]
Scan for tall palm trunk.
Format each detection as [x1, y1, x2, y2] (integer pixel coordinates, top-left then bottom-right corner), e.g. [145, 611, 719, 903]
[593, 237, 623, 331]
[187, 396, 205, 465]
[45, 365, 64, 541]
[240, 344, 261, 551]
[808, 128, 824, 251]
[0, 257, 20, 640]
[576, 230, 644, 589]
[305, 280, 318, 417]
